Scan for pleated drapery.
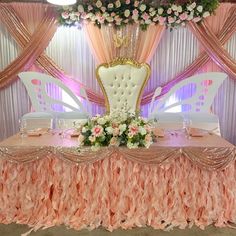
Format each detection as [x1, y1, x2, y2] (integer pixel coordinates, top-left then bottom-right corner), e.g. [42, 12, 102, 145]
[0, 3, 236, 145]
[85, 23, 165, 63]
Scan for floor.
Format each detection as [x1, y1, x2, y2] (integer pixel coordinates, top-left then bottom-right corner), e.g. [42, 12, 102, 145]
[0, 224, 236, 236]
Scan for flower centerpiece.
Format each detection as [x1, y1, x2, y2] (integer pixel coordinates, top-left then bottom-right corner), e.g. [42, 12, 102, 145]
[58, 0, 219, 30]
[76, 111, 154, 151]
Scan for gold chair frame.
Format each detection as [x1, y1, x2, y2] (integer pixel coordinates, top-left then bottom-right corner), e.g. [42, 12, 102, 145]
[96, 58, 151, 113]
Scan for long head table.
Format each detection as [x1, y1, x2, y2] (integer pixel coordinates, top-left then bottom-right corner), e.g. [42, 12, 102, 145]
[0, 131, 235, 234]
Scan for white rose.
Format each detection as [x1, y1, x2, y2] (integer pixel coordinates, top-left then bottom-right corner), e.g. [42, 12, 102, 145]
[203, 11, 210, 18]
[102, 12, 109, 18]
[77, 5, 84, 13]
[119, 124, 127, 134]
[149, 7, 154, 12]
[187, 14, 193, 21]
[145, 19, 152, 24]
[187, 6, 192, 11]
[115, 0, 121, 8]
[132, 15, 138, 21]
[105, 127, 113, 134]
[124, 9, 130, 17]
[174, 11, 179, 16]
[150, 10, 156, 17]
[82, 127, 87, 133]
[139, 4, 146, 12]
[91, 143, 100, 151]
[158, 8, 164, 15]
[90, 14, 96, 22]
[97, 117, 106, 125]
[139, 127, 147, 136]
[106, 16, 114, 22]
[191, 2, 197, 9]
[70, 13, 76, 21]
[127, 142, 139, 149]
[197, 5, 203, 13]
[108, 3, 114, 9]
[177, 6, 182, 13]
[96, 0, 102, 8]
[171, 4, 178, 11]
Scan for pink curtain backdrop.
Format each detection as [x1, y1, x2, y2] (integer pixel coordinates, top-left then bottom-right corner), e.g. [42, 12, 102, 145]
[0, 3, 236, 107]
[85, 23, 165, 63]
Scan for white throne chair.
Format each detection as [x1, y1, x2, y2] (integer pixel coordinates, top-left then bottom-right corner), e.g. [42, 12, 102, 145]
[149, 72, 227, 135]
[18, 72, 91, 128]
[96, 58, 151, 113]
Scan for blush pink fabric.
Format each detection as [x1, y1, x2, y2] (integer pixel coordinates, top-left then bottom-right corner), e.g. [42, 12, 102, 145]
[0, 153, 236, 234]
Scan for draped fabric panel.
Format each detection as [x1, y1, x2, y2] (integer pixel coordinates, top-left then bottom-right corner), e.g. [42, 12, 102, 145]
[0, 3, 236, 145]
[85, 23, 164, 63]
[0, 22, 31, 141]
[45, 26, 105, 115]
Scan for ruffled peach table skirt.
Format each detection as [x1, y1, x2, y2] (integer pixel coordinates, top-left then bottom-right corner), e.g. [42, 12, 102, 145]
[0, 133, 236, 234]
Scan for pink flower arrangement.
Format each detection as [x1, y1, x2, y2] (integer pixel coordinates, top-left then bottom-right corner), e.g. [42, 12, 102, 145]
[76, 112, 154, 150]
[59, 0, 218, 30]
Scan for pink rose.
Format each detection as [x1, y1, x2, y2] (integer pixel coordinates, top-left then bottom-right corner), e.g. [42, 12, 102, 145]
[98, 16, 105, 23]
[88, 5, 93, 11]
[142, 12, 150, 21]
[81, 12, 87, 19]
[61, 12, 69, 19]
[168, 17, 175, 24]
[113, 128, 120, 136]
[179, 12, 188, 21]
[129, 125, 139, 136]
[92, 125, 104, 137]
[110, 137, 119, 146]
[167, 8, 172, 14]
[126, 0, 130, 4]
[111, 12, 116, 17]
[89, 135, 96, 143]
[134, 1, 139, 7]
[132, 9, 139, 16]
[101, 6, 106, 12]
[158, 16, 166, 24]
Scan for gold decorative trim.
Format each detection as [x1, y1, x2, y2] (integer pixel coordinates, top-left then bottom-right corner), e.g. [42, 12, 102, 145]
[96, 58, 151, 113]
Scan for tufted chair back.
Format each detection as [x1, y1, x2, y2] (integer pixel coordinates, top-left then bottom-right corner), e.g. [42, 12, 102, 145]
[96, 58, 150, 113]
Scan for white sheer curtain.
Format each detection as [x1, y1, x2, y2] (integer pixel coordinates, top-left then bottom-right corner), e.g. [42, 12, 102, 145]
[0, 22, 31, 141]
[0, 23, 236, 144]
[214, 34, 236, 144]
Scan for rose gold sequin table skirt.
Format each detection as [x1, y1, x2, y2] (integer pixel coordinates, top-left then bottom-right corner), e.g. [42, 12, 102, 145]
[0, 132, 235, 234]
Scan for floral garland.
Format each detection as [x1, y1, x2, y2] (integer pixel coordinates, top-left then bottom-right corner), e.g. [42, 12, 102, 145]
[76, 111, 154, 151]
[58, 0, 219, 30]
